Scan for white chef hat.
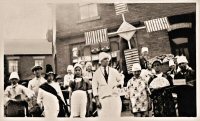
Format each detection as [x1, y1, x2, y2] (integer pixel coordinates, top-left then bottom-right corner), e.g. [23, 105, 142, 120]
[85, 62, 92, 68]
[67, 65, 74, 71]
[141, 47, 148, 54]
[132, 63, 142, 72]
[9, 72, 20, 80]
[177, 56, 188, 64]
[169, 59, 175, 67]
[31, 64, 43, 72]
[74, 63, 83, 71]
[175, 55, 180, 59]
[99, 52, 111, 63]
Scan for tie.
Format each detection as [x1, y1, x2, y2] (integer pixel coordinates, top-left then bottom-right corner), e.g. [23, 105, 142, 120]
[104, 67, 108, 83]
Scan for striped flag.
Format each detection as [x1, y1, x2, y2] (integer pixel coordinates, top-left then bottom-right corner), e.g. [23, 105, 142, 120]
[114, 3, 128, 15]
[124, 48, 140, 74]
[85, 29, 108, 45]
[144, 17, 170, 32]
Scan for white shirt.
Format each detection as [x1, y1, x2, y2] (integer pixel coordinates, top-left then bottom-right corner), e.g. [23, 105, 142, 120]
[92, 66, 124, 99]
[140, 69, 156, 83]
[28, 76, 47, 96]
[64, 74, 74, 87]
[37, 87, 59, 117]
[4, 84, 35, 105]
[50, 81, 66, 104]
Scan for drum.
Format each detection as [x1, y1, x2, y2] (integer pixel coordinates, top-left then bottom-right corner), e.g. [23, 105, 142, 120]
[5, 100, 27, 117]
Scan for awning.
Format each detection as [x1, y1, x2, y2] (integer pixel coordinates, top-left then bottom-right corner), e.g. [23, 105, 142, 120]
[4, 39, 52, 55]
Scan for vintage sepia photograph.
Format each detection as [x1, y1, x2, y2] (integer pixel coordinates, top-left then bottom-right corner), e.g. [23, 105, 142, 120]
[2, 1, 198, 119]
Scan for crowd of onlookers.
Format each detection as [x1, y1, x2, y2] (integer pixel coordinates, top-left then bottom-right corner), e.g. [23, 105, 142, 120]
[4, 47, 196, 118]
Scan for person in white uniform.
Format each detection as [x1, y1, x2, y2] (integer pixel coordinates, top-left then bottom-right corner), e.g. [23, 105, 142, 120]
[92, 52, 124, 118]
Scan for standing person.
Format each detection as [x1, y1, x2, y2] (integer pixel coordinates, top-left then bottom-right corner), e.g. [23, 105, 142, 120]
[140, 47, 149, 69]
[64, 65, 74, 90]
[92, 52, 124, 118]
[148, 60, 176, 117]
[56, 75, 70, 117]
[125, 63, 150, 117]
[173, 56, 196, 117]
[167, 59, 177, 79]
[56, 75, 65, 89]
[83, 62, 95, 117]
[28, 65, 47, 96]
[140, 61, 156, 83]
[37, 68, 67, 118]
[4, 72, 35, 117]
[69, 63, 92, 118]
[84, 62, 93, 82]
[28, 65, 47, 117]
[79, 60, 86, 74]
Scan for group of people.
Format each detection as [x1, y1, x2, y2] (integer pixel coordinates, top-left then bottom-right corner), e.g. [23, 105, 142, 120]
[4, 47, 196, 118]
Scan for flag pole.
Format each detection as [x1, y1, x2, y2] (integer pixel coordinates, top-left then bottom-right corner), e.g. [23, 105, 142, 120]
[108, 26, 146, 37]
[52, 4, 57, 73]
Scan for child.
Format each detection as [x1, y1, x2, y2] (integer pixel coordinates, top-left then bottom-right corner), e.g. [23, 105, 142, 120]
[126, 63, 150, 117]
[64, 65, 74, 89]
[69, 63, 91, 118]
[4, 72, 35, 117]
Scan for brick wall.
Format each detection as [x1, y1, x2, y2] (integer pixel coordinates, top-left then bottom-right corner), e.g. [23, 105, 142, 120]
[56, 3, 195, 38]
[5, 55, 53, 80]
[56, 3, 195, 75]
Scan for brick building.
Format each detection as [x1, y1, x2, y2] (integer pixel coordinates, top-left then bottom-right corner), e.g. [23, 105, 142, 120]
[4, 39, 53, 88]
[55, 3, 196, 83]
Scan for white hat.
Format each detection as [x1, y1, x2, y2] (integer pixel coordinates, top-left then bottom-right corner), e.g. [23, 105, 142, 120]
[175, 55, 180, 59]
[132, 63, 142, 72]
[67, 65, 74, 71]
[74, 63, 83, 71]
[141, 47, 148, 54]
[152, 59, 162, 65]
[31, 64, 43, 72]
[99, 52, 111, 63]
[85, 62, 92, 68]
[169, 59, 175, 67]
[9, 72, 20, 80]
[177, 56, 188, 64]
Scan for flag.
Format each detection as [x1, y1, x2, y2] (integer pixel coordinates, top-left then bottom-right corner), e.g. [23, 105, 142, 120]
[114, 3, 128, 15]
[144, 17, 170, 32]
[124, 48, 140, 74]
[84, 29, 108, 45]
[117, 21, 136, 41]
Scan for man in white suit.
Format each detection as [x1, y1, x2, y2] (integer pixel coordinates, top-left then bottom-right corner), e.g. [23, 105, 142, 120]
[92, 52, 124, 118]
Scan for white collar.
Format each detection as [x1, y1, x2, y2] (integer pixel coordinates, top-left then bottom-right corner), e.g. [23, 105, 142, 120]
[12, 83, 18, 88]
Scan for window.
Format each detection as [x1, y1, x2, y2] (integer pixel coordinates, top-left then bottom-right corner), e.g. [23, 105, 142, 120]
[33, 56, 45, 69]
[79, 3, 99, 20]
[35, 59, 44, 68]
[8, 60, 18, 73]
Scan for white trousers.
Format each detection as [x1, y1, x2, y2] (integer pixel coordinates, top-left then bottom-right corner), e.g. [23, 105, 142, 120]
[98, 96, 122, 118]
[44, 109, 59, 118]
[70, 90, 87, 118]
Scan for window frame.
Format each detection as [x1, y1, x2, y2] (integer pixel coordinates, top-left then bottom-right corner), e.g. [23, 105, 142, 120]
[8, 60, 19, 73]
[78, 3, 100, 23]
